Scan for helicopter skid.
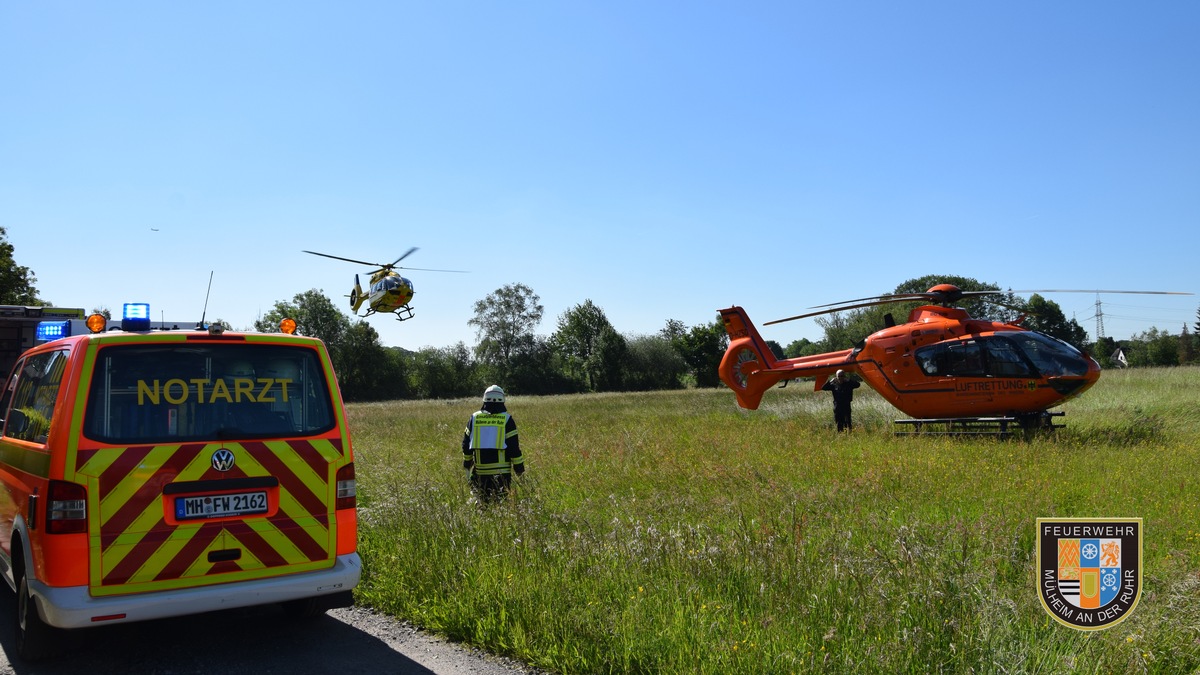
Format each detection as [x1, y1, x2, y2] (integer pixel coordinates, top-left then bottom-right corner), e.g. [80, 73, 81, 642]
[894, 412, 1064, 438]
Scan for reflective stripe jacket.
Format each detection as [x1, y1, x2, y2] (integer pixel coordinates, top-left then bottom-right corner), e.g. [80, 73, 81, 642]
[462, 409, 523, 476]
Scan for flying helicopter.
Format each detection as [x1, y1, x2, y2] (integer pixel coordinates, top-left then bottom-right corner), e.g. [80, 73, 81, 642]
[303, 248, 467, 321]
[718, 284, 1192, 427]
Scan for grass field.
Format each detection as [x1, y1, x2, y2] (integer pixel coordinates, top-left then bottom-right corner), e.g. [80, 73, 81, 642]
[348, 366, 1200, 674]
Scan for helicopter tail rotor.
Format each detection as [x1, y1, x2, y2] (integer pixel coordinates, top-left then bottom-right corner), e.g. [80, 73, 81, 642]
[350, 274, 365, 313]
[718, 306, 782, 409]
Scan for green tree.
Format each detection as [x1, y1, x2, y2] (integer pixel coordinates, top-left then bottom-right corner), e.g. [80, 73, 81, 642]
[255, 289, 350, 349]
[1020, 294, 1089, 351]
[469, 283, 544, 387]
[334, 321, 406, 402]
[786, 337, 825, 358]
[1126, 327, 1178, 367]
[505, 335, 577, 395]
[0, 227, 45, 305]
[407, 342, 479, 399]
[1092, 335, 1119, 369]
[1178, 324, 1194, 365]
[664, 317, 727, 388]
[551, 299, 614, 390]
[623, 334, 687, 391]
[589, 325, 628, 392]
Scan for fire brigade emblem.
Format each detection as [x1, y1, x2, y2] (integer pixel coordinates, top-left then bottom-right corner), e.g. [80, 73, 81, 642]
[211, 448, 236, 472]
[1036, 518, 1142, 630]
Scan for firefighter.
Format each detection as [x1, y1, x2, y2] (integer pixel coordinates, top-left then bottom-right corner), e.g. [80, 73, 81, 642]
[822, 369, 860, 431]
[462, 385, 524, 503]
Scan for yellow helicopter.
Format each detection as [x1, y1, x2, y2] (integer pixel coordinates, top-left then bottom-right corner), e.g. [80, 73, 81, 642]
[303, 248, 467, 321]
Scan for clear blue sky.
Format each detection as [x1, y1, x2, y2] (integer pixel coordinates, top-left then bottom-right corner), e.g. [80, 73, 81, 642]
[3, 2, 1196, 351]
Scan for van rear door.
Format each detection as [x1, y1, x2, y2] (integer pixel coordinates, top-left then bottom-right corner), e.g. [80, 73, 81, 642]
[70, 337, 351, 596]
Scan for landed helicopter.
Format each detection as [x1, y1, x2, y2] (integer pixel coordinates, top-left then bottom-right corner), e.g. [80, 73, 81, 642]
[718, 284, 1192, 428]
[303, 248, 467, 321]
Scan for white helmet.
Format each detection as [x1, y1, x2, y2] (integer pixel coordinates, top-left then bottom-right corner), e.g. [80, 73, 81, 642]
[483, 385, 505, 403]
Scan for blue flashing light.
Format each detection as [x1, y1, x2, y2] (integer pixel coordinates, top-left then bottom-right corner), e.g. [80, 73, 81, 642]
[36, 320, 71, 343]
[121, 302, 152, 331]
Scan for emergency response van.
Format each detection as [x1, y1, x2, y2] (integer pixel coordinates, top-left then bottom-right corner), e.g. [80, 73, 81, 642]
[0, 305, 360, 661]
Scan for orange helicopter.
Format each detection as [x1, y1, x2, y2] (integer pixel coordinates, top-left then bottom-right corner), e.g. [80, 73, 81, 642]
[718, 284, 1190, 426]
[303, 248, 467, 321]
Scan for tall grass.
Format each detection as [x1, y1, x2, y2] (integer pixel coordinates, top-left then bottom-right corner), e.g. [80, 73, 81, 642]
[349, 367, 1200, 674]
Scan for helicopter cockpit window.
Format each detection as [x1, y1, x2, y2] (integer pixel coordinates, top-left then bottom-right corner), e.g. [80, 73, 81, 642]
[1008, 332, 1091, 377]
[916, 340, 985, 378]
[83, 344, 336, 444]
[983, 338, 1035, 377]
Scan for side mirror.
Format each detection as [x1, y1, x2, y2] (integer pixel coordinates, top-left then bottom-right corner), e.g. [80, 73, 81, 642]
[6, 409, 28, 435]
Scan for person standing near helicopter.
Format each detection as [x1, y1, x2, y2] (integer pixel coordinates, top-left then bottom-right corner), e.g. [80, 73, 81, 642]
[822, 369, 860, 431]
[462, 385, 524, 503]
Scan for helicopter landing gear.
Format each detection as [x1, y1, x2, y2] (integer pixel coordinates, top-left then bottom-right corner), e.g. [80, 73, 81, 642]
[894, 412, 1064, 438]
[1015, 411, 1065, 431]
[394, 306, 415, 321]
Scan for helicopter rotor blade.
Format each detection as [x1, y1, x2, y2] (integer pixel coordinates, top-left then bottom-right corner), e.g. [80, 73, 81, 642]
[765, 297, 922, 325]
[396, 266, 470, 273]
[391, 247, 419, 267]
[1006, 289, 1194, 296]
[766, 286, 1193, 328]
[302, 250, 388, 267]
[807, 293, 928, 310]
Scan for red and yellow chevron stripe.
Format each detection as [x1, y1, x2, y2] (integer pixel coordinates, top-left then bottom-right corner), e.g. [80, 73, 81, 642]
[74, 439, 345, 596]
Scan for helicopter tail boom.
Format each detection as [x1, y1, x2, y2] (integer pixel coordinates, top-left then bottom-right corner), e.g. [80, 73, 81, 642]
[718, 306, 857, 409]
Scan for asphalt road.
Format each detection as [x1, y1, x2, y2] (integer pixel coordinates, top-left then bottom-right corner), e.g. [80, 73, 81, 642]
[0, 592, 536, 675]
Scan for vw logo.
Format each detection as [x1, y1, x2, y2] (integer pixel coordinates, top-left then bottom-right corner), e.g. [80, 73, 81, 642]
[211, 448, 236, 472]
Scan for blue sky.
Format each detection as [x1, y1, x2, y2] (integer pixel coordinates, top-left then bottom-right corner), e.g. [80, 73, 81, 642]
[3, 2, 1196, 351]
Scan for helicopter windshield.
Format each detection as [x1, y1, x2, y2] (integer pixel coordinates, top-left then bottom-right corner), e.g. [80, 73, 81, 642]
[915, 333, 1090, 379]
[373, 275, 410, 293]
[1005, 332, 1091, 377]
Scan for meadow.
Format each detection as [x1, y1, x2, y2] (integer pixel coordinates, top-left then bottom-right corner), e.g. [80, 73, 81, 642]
[348, 366, 1200, 674]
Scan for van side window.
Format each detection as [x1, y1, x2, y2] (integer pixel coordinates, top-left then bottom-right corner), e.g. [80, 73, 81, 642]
[3, 350, 70, 444]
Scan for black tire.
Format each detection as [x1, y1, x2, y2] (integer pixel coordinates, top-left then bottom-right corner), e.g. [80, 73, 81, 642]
[280, 596, 325, 618]
[16, 570, 53, 662]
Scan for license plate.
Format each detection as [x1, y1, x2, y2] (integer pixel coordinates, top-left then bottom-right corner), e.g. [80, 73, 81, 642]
[175, 491, 268, 520]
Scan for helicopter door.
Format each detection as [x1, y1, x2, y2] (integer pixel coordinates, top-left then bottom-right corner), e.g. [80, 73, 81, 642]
[982, 338, 1036, 377]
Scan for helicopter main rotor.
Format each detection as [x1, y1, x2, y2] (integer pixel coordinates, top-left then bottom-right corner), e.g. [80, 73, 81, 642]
[763, 285, 1193, 326]
[302, 248, 468, 274]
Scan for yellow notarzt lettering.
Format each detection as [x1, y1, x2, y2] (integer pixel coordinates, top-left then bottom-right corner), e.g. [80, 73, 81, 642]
[163, 378, 189, 405]
[233, 378, 255, 402]
[191, 378, 209, 401]
[276, 378, 292, 402]
[135, 378, 291, 405]
[137, 380, 159, 405]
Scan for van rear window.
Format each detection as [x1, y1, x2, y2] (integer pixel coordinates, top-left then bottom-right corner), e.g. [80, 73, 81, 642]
[83, 344, 336, 443]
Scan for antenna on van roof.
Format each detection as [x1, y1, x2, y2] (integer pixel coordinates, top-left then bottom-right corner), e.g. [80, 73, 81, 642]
[198, 271, 214, 329]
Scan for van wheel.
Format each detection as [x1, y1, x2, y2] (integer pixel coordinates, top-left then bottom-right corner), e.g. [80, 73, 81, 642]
[16, 571, 53, 662]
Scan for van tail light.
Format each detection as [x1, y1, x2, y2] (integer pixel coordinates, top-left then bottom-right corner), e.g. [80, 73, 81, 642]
[335, 463, 356, 510]
[47, 480, 88, 534]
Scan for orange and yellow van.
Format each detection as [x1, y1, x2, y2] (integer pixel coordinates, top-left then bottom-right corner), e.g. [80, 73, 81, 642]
[0, 305, 359, 660]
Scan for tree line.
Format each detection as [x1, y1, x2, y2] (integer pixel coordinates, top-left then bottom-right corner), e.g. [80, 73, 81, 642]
[2, 228, 1197, 402]
[251, 284, 727, 402]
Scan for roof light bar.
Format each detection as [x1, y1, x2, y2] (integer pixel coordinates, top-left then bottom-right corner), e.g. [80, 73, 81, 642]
[121, 303, 152, 332]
